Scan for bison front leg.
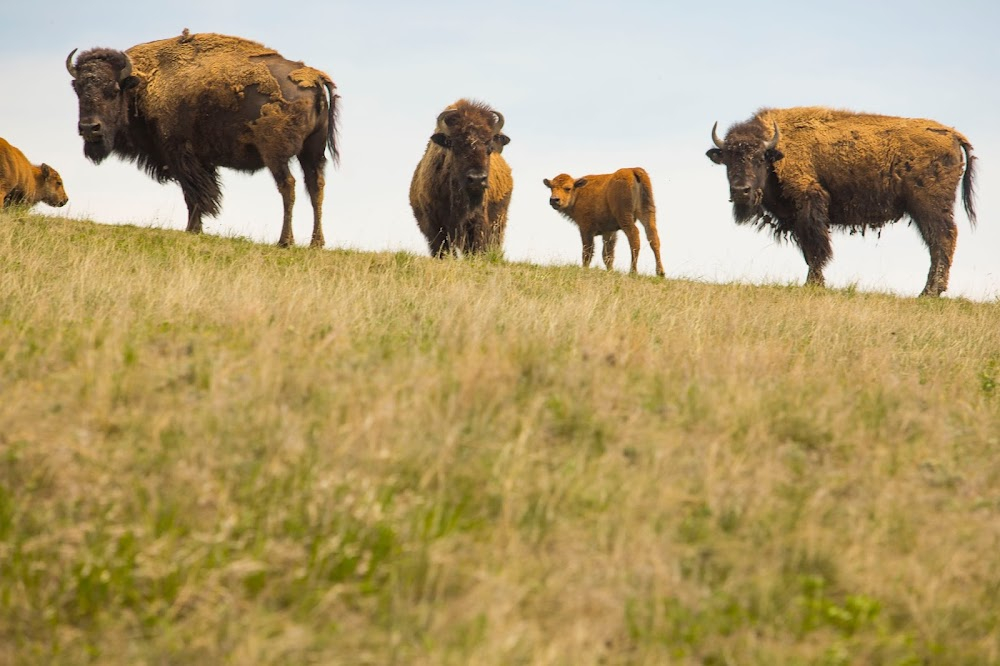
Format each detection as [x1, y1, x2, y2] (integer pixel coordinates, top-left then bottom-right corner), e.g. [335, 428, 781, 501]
[580, 231, 596, 268]
[174, 150, 222, 234]
[791, 187, 833, 287]
[270, 163, 297, 248]
[601, 232, 618, 271]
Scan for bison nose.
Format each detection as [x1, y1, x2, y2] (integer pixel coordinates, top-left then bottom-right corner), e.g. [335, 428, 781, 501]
[549, 197, 560, 207]
[78, 121, 102, 139]
[730, 184, 752, 201]
[466, 170, 488, 189]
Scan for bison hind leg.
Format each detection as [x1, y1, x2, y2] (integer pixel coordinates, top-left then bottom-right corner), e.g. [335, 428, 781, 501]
[267, 162, 297, 248]
[298, 130, 329, 248]
[910, 208, 957, 297]
[601, 232, 617, 271]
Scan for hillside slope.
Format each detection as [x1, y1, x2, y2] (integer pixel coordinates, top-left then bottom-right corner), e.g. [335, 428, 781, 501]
[2, 212, 999, 665]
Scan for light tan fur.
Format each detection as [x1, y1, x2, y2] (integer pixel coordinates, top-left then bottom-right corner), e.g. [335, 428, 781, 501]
[0, 137, 68, 209]
[543, 167, 663, 276]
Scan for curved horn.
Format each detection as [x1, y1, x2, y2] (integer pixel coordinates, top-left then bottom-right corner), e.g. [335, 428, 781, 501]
[492, 111, 505, 133]
[436, 108, 460, 133]
[65, 49, 79, 79]
[764, 120, 780, 150]
[118, 53, 133, 83]
[711, 121, 725, 149]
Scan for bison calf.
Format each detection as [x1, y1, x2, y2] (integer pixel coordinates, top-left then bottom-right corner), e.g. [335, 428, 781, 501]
[0, 137, 68, 210]
[543, 168, 664, 276]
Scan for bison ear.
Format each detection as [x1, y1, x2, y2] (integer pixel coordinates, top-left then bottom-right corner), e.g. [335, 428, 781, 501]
[542, 178, 552, 188]
[765, 148, 784, 163]
[120, 75, 140, 91]
[706, 148, 724, 164]
[430, 133, 451, 149]
[573, 178, 588, 189]
[40, 163, 51, 177]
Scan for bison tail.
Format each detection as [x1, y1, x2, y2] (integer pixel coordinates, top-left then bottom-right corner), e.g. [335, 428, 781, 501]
[632, 167, 656, 217]
[324, 80, 341, 166]
[959, 138, 976, 227]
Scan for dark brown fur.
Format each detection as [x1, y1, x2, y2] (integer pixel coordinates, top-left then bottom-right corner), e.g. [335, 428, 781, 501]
[409, 99, 513, 257]
[67, 32, 339, 246]
[706, 107, 976, 296]
[543, 168, 664, 276]
[0, 137, 68, 209]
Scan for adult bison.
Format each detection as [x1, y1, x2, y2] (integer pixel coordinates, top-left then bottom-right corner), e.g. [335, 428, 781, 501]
[409, 99, 513, 257]
[543, 168, 664, 276]
[706, 107, 976, 296]
[66, 31, 339, 247]
[0, 137, 68, 209]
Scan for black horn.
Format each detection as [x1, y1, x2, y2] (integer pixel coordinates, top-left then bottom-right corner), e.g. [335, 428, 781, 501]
[711, 121, 725, 149]
[65, 49, 78, 79]
[764, 120, 780, 150]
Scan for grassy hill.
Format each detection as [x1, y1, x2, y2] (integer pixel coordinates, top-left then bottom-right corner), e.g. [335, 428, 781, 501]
[2, 211, 999, 665]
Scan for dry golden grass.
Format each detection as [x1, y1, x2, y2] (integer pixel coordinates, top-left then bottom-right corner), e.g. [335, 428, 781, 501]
[1, 210, 999, 665]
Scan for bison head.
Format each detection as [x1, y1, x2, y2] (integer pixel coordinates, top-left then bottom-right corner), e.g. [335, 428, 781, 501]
[430, 105, 508, 203]
[36, 164, 69, 208]
[66, 48, 140, 163]
[542, 174, 587, 212]
[706, 119, 783, 213]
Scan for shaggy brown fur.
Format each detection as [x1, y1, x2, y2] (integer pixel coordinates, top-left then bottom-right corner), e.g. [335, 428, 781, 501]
[67, 31, 339, 247]
[409, 99, 513, 257]
[543, 168, 664, 276]
[0, 137, 68, 209]
[706, 106, 976, 296]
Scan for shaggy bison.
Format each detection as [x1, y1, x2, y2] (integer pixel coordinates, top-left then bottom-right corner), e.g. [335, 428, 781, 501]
[410, 99, 513, 257]
[706, 107, 976, 296]
[543, 168, 664, 276]
[67, 30, 339, 247]
[0, 137, 68, 209]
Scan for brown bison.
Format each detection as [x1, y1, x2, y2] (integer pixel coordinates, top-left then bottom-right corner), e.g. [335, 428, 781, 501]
[543, 168, 664, 276]
[0, 137, 68, 209]
[66, 30, 339, 247]
[706, 106, 976, 296]
[409, 99, 513, 257]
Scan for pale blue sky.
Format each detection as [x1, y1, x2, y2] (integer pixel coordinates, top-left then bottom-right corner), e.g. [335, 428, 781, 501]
[3, 1, 998, 298]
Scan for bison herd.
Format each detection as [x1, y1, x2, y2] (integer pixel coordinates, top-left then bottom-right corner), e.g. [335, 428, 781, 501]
[0, 31, 980, 297]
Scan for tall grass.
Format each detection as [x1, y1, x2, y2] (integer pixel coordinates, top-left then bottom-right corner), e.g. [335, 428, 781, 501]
[1, 210, 999, 665]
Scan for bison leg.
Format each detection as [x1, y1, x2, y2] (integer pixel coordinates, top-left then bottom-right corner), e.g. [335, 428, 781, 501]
[791, 187, 833, 287]
[580, 231, 596, 268]
[911, 210, 957, 297]
[427, 228, 454, 258]
[298, 134, 328, 248]
[638, 212, 665, 277]
[601, 232, 618, 271]
[173, 150, 221, 234]
[270, 163, 297, 248]
[620, 220, 642, 274]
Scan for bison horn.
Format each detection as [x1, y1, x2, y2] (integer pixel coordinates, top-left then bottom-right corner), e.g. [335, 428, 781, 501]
[65, 49, 78, 79]
[436, 108, 460, 133]
[711, 121, 725, 149]
[492, 111, 505, 133]
[118, 53, 133, 83]
[764, 120, 780, 150]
